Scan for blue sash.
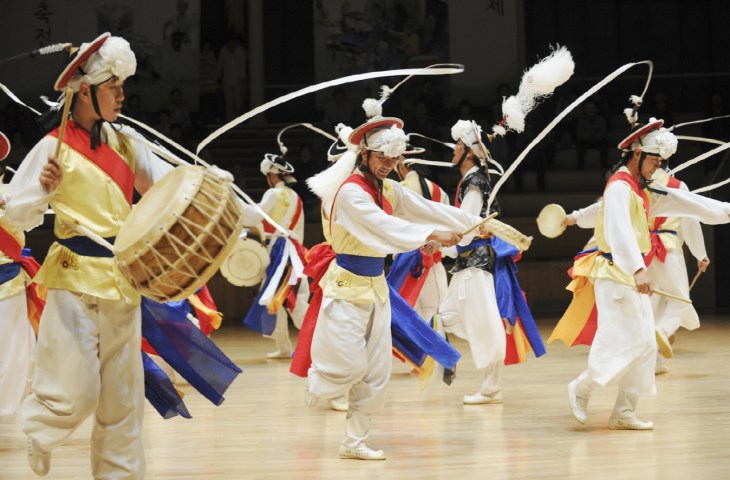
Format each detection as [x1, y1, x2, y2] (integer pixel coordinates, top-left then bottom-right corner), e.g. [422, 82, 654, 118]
[336, 253, 460, 369]
[336, 253, 384, 276]
[456, 237, 489, 256]
[141, 351, 192, 419]
[492, 237, 546, 358]
[0, 262, 21, 284]
[56, 236, 116, 257]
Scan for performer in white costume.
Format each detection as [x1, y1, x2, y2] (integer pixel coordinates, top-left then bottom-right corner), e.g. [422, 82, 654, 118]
[0, 132, 37, 419]
[565, 166, 710, 375]
[567, 119, 730, 430]
[4, 33, 172, 477]
[242, 153, 309, 359]
[439, 120, 506, 405]
[305, 115, 481, 460]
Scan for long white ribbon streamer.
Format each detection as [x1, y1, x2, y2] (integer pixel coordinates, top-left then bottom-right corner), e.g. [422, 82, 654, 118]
[487, 61, 654, 211]
[276, 122, 337, 155]
[668, 141, 730, 175]
[196, 64, 465, 154]
[119, 114, 291, 237]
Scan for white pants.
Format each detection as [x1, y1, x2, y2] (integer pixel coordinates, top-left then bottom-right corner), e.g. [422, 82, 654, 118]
[413, 262, 448, 323]
[266, 282, 310, 354]
[440, 268, 504, 395]
[22, 289, 145, 480]
[648, 248, 698, 337]
[308, 296, 392, 448]
[266, 308, 293, 354]
[572, 278, 656, 418]
[0, 291, 35, 417]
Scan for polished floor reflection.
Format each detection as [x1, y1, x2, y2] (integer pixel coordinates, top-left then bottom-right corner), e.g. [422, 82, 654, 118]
[2, 317, 730, 479]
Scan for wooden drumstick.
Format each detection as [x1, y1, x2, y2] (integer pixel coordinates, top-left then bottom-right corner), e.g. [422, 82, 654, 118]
[53, 87, 74, 161]
[688, 269, 702, 291]
[651, 288, 692, 304]
[461, 212, 499, 236]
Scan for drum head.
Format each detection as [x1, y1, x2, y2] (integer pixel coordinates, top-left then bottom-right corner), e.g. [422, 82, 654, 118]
[116, 165, 204, 255]
[220, 236, 270, 287]
[536, 203, 567, 238]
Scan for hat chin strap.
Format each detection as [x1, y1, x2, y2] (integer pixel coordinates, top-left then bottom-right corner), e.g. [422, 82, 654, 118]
[88, 79, 114, 150]
[453, 148, 469, 170]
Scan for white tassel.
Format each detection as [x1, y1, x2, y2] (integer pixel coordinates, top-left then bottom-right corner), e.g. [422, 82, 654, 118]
[624, 107, 638, 125]
[501, 96, 525, 133]
[499, 45, 574, 134]
[362, 98, 382, 119]
[492, 125, 507, 137]
[306, 150, 357, 202]
[520, 45, 574, 97]
[629, 95, 643, 107]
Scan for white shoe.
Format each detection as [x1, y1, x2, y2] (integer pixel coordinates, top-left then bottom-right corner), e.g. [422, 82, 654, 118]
[463, 391, 503, 405]
[338, 443, 386, 460]
[27, 438, 51, 476]
[568, 380, 588, 424]
[329, 396, 349, 412]
[654, 355, 669, 375]
[267, 350, 292, 359]
[655, 327, 673, 359]
[608, 416, 654, 430]
[304, 386, 319, 408]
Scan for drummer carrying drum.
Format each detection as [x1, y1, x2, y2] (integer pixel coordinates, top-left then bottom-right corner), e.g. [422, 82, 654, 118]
[3, 32, 172, 478]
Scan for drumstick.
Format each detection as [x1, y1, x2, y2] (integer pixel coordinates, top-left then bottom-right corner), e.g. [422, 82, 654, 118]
[651, 288, 692, 304]
[688, 269, 702, 291]
[53, 88, 74, 161]
[461, 212, 499, 236]
[59, 217, 115, 254]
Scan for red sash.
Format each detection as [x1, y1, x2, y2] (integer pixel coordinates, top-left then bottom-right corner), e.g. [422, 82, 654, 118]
[454, 177, 464, 208]
[49, 121, 135, 205]
[605, 171, 649, 219]
[0, 225, 22, 261]
[645, 176, 681, 266]
[329, 174, 393, 236]
[430, 180, 443, 204]
[263, 193, 303, 234]
[0, 225, 45, 333]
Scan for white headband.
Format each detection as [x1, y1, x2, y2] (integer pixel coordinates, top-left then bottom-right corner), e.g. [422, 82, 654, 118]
[363, 125, 408, 158]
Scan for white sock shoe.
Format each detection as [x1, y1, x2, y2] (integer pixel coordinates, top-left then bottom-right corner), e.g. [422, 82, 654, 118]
[27, 438, 51, 476]
[339, 443, 386, 460]
[568, 379, 588, 424]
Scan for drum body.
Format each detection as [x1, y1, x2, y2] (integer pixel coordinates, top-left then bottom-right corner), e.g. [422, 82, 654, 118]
[115, 165, 243, 302]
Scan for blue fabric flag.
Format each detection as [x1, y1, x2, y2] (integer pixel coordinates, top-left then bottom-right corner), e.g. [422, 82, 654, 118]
[142, 351, 192, 419]
[141, 298, 243, 406]
[243, 237, 286, 335]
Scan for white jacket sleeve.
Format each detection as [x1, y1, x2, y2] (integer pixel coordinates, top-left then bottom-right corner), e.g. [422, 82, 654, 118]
[571, 201, 601, 229]
[3, 136, 56, 232]
[651, 187, 730, 224]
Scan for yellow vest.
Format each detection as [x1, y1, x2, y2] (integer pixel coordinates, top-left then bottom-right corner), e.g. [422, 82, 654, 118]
[320, 179, 396, 304]
[36, 128, 140, 304]
[592, 177, 650, 286]
[648, 170, 681, 251]
[267, 185, 291, 226]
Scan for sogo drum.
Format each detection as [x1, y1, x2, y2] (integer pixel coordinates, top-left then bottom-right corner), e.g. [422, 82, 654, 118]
[114, 165, 243, 302]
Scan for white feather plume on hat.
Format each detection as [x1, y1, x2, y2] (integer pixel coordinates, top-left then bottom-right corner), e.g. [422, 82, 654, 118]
[498, 45, 574, 134]
[307, 123, 358, 202]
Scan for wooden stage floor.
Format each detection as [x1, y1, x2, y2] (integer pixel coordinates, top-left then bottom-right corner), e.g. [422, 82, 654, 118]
[2, 317, 730, 479]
